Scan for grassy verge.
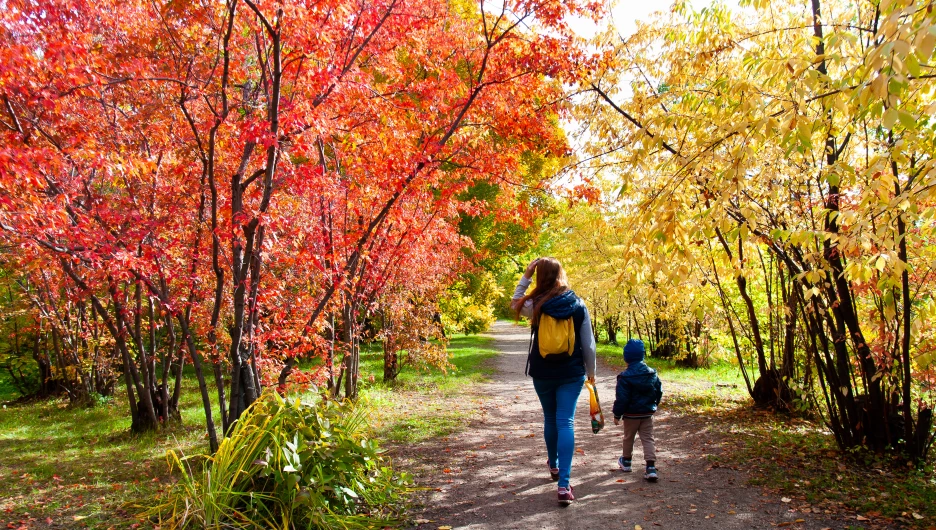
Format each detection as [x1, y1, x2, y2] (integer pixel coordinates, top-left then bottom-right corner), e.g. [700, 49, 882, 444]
[0, 333, 496, 529]
[596, 342, 748, 402]
[707, 406, 936, 529]
[359, 334, 497, 444]
[0, 378, 209, 529]
[599, 341, 936, 529]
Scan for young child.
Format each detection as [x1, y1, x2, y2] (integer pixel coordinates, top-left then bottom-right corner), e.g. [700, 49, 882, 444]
[612, 339, 663, 482]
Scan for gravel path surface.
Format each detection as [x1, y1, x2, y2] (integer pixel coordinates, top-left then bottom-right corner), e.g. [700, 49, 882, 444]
[400, 321, 844, 529]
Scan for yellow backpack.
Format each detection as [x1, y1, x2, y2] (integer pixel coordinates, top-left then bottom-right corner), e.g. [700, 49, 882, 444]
[537, 314, 575, 358]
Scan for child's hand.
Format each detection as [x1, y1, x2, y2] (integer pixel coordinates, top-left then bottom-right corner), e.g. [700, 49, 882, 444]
[613, 417, 621, 425]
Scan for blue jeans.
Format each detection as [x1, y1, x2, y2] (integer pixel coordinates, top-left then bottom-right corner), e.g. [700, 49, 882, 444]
[533, 375, 585, 488]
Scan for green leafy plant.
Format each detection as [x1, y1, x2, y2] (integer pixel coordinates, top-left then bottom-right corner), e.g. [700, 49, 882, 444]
[148, 391, 412, 529]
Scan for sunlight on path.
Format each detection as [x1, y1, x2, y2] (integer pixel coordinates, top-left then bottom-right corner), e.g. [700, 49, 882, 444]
[405, 321, 837, 530]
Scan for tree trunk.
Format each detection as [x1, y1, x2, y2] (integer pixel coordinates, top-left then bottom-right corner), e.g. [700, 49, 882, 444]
[383, 338, 399, 382]
[709, 250, 754, 396]
[178, 314, 220, 452]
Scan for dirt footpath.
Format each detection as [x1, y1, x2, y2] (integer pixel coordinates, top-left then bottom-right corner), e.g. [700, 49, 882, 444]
[398, 321, 844, 530]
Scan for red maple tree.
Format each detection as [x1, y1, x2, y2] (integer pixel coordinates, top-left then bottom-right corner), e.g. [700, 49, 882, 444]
[0, 0, 597, 449]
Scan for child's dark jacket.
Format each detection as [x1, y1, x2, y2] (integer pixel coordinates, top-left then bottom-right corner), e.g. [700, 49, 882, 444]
[612, 361, 663, 419]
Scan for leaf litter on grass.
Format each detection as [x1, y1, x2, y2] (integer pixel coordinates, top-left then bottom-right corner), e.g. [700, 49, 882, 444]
[677, 398, 936, 529]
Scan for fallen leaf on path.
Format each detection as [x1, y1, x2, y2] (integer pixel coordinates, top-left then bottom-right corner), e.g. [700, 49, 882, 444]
[856, 515, 869, 521]
[634, 525, 642, 530]
[781, 497, 792, 503]
[413, 519, 432, 524]
[913, 513, 924, 520]
[438, 526, 452, 530]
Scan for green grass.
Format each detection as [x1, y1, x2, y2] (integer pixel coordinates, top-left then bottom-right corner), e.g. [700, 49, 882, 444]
[0, 333, 498, 529]
[359, 334, 497, 444]
[596, 342, 936, 525]
[10, 330, 936, 529]
[603, 339, 936, 529]
[702, 406, 936, 528]
[0, 374, 211, 529]
[596, 342, 748, 402]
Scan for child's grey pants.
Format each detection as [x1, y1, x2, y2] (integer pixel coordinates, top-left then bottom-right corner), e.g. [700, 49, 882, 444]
[621, 416, 656, 462]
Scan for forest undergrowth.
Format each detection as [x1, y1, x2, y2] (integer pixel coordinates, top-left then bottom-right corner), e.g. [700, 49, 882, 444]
[0, 335, 495, 530]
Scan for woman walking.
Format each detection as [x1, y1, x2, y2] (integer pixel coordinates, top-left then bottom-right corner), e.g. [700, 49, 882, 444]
[512, 257, 597, 505]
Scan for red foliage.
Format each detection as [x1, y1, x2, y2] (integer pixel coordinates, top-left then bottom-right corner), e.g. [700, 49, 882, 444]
[0, 0, 598, 432]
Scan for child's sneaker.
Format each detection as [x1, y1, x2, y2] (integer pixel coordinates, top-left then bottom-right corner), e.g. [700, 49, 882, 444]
[617, 456, 632, 473]
[643, 465, 658, 482]
[547, 460, 559, 481]
[557, 485, 575, 505]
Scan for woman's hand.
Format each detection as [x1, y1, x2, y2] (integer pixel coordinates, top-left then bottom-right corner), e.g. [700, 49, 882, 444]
[523, 258, 540, 279]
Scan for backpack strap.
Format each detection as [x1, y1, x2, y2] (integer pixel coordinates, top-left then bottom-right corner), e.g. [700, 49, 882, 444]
[525, 325, 535, 376]
[578, 304, 588, 372]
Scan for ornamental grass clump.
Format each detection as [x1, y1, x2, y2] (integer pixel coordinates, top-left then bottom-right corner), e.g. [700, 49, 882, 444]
[148, 391, 411, 529]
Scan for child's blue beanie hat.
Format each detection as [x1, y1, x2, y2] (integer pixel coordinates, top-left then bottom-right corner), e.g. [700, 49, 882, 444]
[624, 339, 645, 363]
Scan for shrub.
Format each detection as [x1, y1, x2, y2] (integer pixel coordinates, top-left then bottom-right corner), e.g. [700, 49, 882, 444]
[148, 391, 412, 529]
[379, 286, 451, 382]
[439, 273, 501, 335]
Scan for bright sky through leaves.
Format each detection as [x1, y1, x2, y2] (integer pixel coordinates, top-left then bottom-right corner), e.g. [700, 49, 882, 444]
[567, 0, 742, 39]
